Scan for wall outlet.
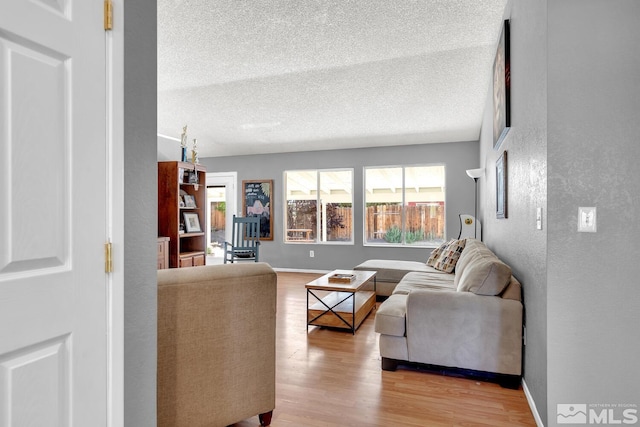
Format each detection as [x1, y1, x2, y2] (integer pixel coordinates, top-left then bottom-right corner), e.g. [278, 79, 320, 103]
[309, 250, 314, 258]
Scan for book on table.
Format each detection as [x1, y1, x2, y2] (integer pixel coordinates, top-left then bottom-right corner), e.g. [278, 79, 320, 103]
[328, 273, 355, 283]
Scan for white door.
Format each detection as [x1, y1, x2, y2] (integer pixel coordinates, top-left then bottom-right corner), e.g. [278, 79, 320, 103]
[0, 1, 109, 426]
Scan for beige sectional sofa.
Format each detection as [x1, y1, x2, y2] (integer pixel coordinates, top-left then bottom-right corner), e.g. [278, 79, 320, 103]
[357, 239, 523, 387]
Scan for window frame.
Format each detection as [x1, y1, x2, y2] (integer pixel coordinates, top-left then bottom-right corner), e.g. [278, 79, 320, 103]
[284, 168, 355, 245]
[362, 163, 446, 248]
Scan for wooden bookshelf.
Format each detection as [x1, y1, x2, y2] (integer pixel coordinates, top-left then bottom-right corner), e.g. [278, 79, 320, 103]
[158, 161, 207, 268]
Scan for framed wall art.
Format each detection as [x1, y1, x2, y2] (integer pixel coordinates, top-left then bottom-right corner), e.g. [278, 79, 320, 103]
[496, 150, 508, 219]
[242, 179, 273, 240]
[493, 19, 511, 150]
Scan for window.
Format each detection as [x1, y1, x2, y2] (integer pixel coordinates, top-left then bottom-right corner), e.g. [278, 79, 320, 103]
[364, 165, 445, 246]
[285, 169, 353, 243]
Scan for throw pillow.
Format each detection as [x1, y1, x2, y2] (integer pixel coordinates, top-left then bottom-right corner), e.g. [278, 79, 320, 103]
[433, 239, 466, 273]
[456, 257, 512, 296]
[426, 240, 450, 267]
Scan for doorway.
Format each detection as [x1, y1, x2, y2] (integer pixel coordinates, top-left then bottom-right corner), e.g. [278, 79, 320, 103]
[207, 185, 225, 263]
[206, 172, 237, 264]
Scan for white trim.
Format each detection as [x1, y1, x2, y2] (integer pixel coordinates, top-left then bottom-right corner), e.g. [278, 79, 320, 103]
[283, 241, 355, 246]
[206, 172, 237, 245]
[106, 1, 124, 425]
[361, 164, 447, 246]
[522, 378, 545, 427]
[283, 168, 355, 244]
[362, 243, 439, 249]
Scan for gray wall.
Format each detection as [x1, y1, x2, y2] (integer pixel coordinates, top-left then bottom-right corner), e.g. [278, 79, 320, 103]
[124, 0, 157, 425]
[201, 142, 479, 270]
[479, 1, 640, 426]
[478, 0, 549, 424]
[547, 1, 640, 425]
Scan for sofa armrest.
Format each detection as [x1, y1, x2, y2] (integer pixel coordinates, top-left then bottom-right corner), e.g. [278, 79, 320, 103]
[157, 263, 277, 426]
[406, 289, 522, 376]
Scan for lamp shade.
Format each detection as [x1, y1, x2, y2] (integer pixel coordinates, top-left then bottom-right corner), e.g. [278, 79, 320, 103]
[466, 168, 484, 179]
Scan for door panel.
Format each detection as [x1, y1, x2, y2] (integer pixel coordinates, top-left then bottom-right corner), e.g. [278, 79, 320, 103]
[0, 34, 68, 274]
[0, 336, 70, 425]
[0, 0, 108, 425]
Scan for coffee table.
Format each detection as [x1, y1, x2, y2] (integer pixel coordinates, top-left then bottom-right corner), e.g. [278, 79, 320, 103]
[306, 269, 377, 334]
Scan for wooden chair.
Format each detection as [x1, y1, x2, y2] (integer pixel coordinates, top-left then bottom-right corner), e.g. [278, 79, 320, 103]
[224, 215, 261, 263]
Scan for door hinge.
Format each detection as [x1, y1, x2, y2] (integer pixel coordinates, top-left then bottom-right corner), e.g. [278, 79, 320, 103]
[105, 242, 113, 273]
[104, 0, 113, 31]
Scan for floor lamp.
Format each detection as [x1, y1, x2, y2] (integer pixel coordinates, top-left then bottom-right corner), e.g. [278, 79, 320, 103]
[466, 168, 484, 239]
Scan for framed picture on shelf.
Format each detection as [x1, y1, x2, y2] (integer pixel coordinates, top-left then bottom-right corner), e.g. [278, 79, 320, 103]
[183, 194, 197, 208]
[242, 179, 273, 240]
[188, 169, 199, 184]
[496, 150, 508, 219]
[183, 212, 201, 232]
[493, 19, 510, 150]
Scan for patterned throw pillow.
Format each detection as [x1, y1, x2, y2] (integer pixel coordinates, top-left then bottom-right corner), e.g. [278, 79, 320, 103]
[426, 240, 451, 267]
[434, 239, 467, 273]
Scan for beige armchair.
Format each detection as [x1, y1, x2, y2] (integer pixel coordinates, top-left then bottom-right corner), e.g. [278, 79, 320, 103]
[157, 263, 277, 427]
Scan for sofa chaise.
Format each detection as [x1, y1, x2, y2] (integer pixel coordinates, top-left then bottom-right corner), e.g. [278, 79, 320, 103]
[354, 258, 444, 297]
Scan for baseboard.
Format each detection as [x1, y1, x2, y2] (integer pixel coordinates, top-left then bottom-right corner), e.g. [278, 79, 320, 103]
[522, 378, 545, 427]
[273, 267, 330, 274]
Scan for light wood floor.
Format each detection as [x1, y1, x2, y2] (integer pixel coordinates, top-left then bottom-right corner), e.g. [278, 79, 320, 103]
[235, 272, 535, 427]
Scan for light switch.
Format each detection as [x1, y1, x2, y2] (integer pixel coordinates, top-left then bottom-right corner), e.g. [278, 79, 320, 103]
[536, 207, 542, 230]
[578, 207, 597, 232]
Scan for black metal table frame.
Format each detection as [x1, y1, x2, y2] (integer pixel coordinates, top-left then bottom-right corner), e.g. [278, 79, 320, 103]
[306, 276, 376, 334]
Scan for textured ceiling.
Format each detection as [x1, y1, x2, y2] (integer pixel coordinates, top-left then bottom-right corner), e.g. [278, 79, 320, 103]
[157, 0, 508, 158]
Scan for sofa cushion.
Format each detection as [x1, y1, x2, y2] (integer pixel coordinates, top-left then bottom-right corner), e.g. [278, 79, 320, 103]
[455, 239, 492, 281]
[393, 271, 456, 295]
[374, 294, 408, 337]
[433, 239, 466, 273]
[426, 240, 450, 266]
[501, 275, 522, 301]
[455, 241, 512, 296]
[354, 259, 447, 284]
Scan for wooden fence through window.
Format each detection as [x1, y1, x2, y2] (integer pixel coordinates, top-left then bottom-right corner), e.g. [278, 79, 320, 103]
[365, 205, 444, 242]
[325, 206, 352, 241]
[210, 204, 225, 230]
[212, 203, 444, 243]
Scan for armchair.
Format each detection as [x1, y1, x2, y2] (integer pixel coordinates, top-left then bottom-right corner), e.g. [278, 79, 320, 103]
[157, 263, 277, 426]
